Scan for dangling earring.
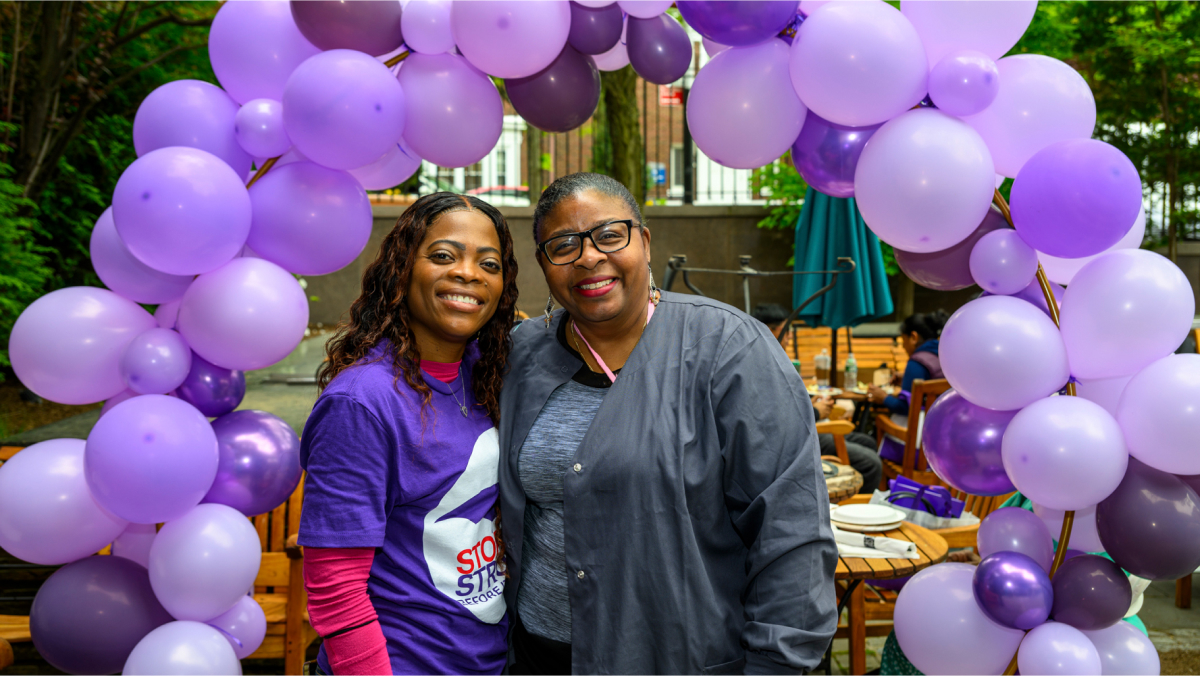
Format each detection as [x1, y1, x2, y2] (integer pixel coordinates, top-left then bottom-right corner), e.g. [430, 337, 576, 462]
[648, 263, 660, 305]
[544, 295, 555, 327]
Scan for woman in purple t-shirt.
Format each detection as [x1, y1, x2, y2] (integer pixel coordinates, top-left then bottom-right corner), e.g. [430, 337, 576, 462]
[298, 193, 519, 675]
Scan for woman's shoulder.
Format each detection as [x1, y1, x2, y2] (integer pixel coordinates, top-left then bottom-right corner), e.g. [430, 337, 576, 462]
[320, 348, 409, 414]
[655, 291, 772, 346]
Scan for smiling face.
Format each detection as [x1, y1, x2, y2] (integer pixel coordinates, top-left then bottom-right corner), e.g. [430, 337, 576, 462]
[406, 209, 504, 356]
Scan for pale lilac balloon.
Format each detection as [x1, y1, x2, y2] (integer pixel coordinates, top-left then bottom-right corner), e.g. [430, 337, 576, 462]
[1082, 621, 1161, 676]
[687, 40, 806, 170]
[91, 207, 193, 305]
[789, 1, 927, 127]
[155, 298, 182, 329]
[0, 439, 128, 565]
[977, 507, 1055, 573]
[120, 328, 193, 395]
[894, 206, 1007, 291]
[1076, 375, 1132, 419]
[149, 503, 261, 622]
[1002, 396, 1129, 511]
[398, 52, 503, 167]
[206, 595, 267, 660]
[123, 621, 242, 675]
[593, 18, 630, 71]
[940, 295, 1069, 411]
[798, 0, 830, 16]
[101, 388, 141, 418]
[626, 14, 691, 85]
[619, 0, 673, 18]
[451, 0, 571, 78]
[177, 258, 309, 371]
[234, 99, 291, 159]
[701, 36, 730, 58]
[854, 109, 995, 253]
[202, 410, 302, 517]
[1007, 276, 1064, 319]
[112, 523, 157, 569]
[576, 0, 616, 6]
[10, 286, 157, 404]
[1117, 354, 1200, 476]
[963, 55, 1096, 178]
[289, 0, 405, 56]
[208, 0, 320, 105]
[894, 563, 1026, 675]
[174, 353, 246, 418]
[350, 137, 423, 190]
[1060, 249, 1194, 380]
[969, 229, 1038, 296]
[133, 80, 251, 176]
[901, 0, 1037, 66]
[1019, 622, 1103, 676]
[789, 111, 879, 199]
[928, 49, 1000, 117]
[1033, 503, 1105, 553]
[404, 0, 456, 54]
[85, 395, 219, 524]
[247, 162, 372, 276]
[112, 146, 252, 276]
[1041, 208, 1145, 286]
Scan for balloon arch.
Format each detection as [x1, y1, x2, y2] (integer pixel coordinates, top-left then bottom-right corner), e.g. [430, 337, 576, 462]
[0, 1, 1196, 674]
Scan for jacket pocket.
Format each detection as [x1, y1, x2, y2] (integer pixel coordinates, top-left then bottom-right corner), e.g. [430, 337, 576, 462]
[702, 657, 746, 675]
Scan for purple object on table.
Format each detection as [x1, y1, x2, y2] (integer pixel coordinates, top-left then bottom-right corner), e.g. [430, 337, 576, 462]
[887, 475, 965, 518]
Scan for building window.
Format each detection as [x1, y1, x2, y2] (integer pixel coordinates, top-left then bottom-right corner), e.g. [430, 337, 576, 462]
[497, 149, 507, 187]
[465, 162, 483, 192]
[670, 144, 684, 189]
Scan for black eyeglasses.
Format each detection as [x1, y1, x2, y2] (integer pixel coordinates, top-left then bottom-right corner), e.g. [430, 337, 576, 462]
[537, 219, 639, 266]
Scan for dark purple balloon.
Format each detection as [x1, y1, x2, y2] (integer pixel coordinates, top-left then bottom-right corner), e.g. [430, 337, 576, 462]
[290, 0, 404, 57]
[1063, 549, 1087, 561]
[1097, 457, 1200, 580]
[175, 351, 246, 417]
[1179, 473, 1200, 495]
[894, 206, 1007, 291]
[568, 1, 623, 55]
[791, 110, 880, 198]
[973, 551, 1054, 630]
[30, 555, 173, 675]
[1051, 555, 1132, 631]
[627, 14, 692, 85]
[202, 409, 302, 516]
[922, 388, 1018, 496]
[507, 44, 601, 133]
[677, 1, 800, 47]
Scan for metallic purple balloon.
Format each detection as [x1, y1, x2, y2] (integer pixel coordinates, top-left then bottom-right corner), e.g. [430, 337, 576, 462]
[1179, 472, 1200, 495]
[1051, 554, 1132, 631]
[978, 507, 1055, 573]
[568, 2, 623, 55]
[507, 44, 601, 133]
[894, 206, 1007, 291]
[921, 389, 1017, 496]
[677, 1, 800, 47]
[626, 14, 691, 85]
[203, 410, 302, 516]
[174, 352, 246, 418]
[973, 551, 1054, 630]
[790, 110, 880, 198]
[1096, 457, 1200, 580]
[289, 0, 404, 57]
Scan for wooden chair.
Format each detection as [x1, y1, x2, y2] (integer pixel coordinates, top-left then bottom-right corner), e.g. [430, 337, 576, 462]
[815, 420, 855, 466]
[874, 378, 952, 490]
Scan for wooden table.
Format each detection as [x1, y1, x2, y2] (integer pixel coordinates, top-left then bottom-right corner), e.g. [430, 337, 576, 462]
[823, 460, 863, 503]
[830, 522, 948, 675]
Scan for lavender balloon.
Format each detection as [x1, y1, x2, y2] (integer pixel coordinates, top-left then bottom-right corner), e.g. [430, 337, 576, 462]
[894, 206, 1007, 291]
[902, 1, 1037, 67]
[234, 99, 291, 159]
[702, 36, 730, 58]
[627, 13, 692, 85]
[100, 388, 140, 418]
[1007, 276, 1064, 319]
[568, 1, 623, 55]
[398, 52, 503, 167]
[174, 352, 246, 418]
[1034, 503, 1106, 553]
[619, 0, 673, 18]
[451, 0, 571, 78]
[123, 621, 241, 675]
[208, 1, 320, 104]
[508, 43, 601, 133]
[1117, 354, 1200, 476]
[1075, 375, 1131, 419]
[207, 595, 267, 660]
[973, 551, 1054, 630]
[969, 229, 1039, 296]
[929, 49, 1000, 117]
[1081, 621, 1161, 676]
[1019, 622, 1103, 676]
[132, 80, 251, 176]
[403, 0, 456, 55]
[155, 299, 181, 329]
[1040, 207, 1146, 286]
[1097, 457, 1200, 580]
[978, 507, 1055, 573]
[350, 137, 423, 191]
[120, 328, 193, 395]
[31, 555, 173, 675]
[677, 1, 799, 47]
[789, 111, 878, 198]
[112, 523, 157, 569]
[1051, 555, 1132, 631]
[203, 410, 302, 517]
[90, 208, 192, 305]
[921, 389, 1017, 496]
[289, 0, 404, 56]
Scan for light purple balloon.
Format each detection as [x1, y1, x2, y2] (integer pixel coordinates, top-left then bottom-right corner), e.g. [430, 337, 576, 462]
[203, 410, 302, 517]
[112, 146, 252, 276]
[148, 503, 261, 622]
[789, 111, 879, 199]
[403, 0, 456, 55]
[963, 55, 1096, 178]
[398, 52, 503, 167]
[120, 328, 193, 395]
[702, 36, 730, 58]
[177, 258, 309, 371]
[282, 49, 405, 171]
[0, 439, 128, 565]
[350, 137, 423, 190]
[155, 299, 182, 330]
[1019, 622, 1103, 676]
[90, 207, 193, 305]
[901, 1, 1037, 66]
[247, 162, 372, 276]
[855, 109, 995, 253]
[1033, 503, 1105, 554]
[687, 39, 806, 170]
[977, 507, 1055, 573]
[593, 18, 630, 71]
[10, 286, 157, 405]
[123, 621, 241, 675]
[206, 595, 267, 660]
[894, 206, 1007, 291]
[84, 395, 219, 525]
[1081, 621, 1161, 676]
[133, 80, 251, 177]
[969, 229, 1038, 296]
[101, 388, 141, 418]
[1060, 249, 1194, 380]
[1040, 208, 1146, 286]
[894, 563, 1026, 675]
[789, 1, 927, 127]
[940, 295, 1070, 411]
[619, 0, 673, 18]
[234, 99, 291, 159]
[1004, 276, 1064, 320]
[112, 523, 157, 569]
[1118, 354, 1200, 476]
[1076, 375, 1132, 418]
[208, 0, 320, 105]
[451, 0, 571, 78]
[1002, 396, 1129, 511]
[928, 49, 1000, 117]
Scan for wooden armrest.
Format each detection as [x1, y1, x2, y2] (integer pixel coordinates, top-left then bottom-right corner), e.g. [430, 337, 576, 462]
[838, 494, 872, 506]
[285, 533, 303, 560]
[0, 637, 12, 671]
[874, 414, 907, 438]
[938, 526, 979, 550]
[815, 420, 855, 436]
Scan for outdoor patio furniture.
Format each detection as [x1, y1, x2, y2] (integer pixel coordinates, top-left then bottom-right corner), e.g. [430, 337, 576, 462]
[874, 378, 952, 490]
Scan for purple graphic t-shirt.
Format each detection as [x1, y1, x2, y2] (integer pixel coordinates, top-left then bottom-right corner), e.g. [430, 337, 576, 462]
[299, 343, 507, 675]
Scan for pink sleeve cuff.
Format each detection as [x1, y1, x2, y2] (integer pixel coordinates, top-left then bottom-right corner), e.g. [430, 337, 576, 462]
[303, 547, 392, 675]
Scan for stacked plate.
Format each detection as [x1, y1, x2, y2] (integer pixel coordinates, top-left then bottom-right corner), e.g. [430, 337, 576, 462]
[830, 504, 905, 533]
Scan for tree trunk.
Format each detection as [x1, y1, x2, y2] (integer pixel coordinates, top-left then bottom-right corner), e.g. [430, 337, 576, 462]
[17, 2, 67, 190]
[525, 126, 543, 201]
[590, 78, 611, 176]
[896, 275, 915, 320]
[600, 65, 643, 203]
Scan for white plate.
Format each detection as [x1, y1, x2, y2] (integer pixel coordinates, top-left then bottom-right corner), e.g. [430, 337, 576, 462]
[830, 504, 906, 525]
[833, 519, 904, 533]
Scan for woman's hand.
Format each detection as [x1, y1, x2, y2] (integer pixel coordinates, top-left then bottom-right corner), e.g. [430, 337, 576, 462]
[867, 385, 888, 405]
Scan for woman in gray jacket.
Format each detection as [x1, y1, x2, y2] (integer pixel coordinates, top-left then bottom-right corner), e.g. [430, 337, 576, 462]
[499, 173, 837, 675]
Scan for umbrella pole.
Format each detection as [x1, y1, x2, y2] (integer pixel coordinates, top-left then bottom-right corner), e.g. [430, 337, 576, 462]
[831, 328, 839, 389]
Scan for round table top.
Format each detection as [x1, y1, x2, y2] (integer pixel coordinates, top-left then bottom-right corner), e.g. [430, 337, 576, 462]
[834, 522, 949, 581]
[823, 459, 863, 503]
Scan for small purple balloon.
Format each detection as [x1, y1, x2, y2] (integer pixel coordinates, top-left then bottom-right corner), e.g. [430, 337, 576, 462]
[626, 14, 692, 85]
[1096, 457, 1200, 581]
[156, 299, 181, 329]
[113, 523, 157, 569]
[929, 49, 1000, 117]
[568, 1, 623, 55]
[208, 1, 320, 104]
[101, 388, 140, 418]
[235, 99, 291, 159]
[978, 507, 1055, 573]
[969, 229, 1039, 296]
[895, 206, 1007, 291]
[350, 137, 423, 191]
[90, 207, 193, 305]
[123, 621, 241, 675]
[1007, 276, 1064, 319]
[677, 1, 800, 47]
[402, 0, 455, 55]
[921, 389, 1017, 496]
[1018, 622, 1102, 676]
[1051, 555, 1132, 631]
[973, 551, 1054, 630]
[507, 43, 601, 133]
[133, 80, 251, 177]
[790, 110, 879, 198]
[203, 410, 302, 517]
[398, 52, 503, 168]
[289, 0, 404, 57]
[206, 595, 267, 660]
[174, 352, 246, 418]
[120, 328, 193, 395]
[1034, 503, 1106, 553]
[1081, 621, 1161, 676]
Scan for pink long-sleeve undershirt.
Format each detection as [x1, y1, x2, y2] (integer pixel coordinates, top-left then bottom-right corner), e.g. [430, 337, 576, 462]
[303, 547, 392, 676]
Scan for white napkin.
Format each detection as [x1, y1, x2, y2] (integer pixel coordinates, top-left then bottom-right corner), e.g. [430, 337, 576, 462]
[833, 525, 919, 559]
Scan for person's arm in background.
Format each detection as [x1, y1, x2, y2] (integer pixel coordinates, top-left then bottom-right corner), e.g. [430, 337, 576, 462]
[869, 360, 931, 414]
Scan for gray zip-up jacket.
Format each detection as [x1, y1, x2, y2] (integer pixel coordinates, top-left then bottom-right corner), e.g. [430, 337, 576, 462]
[498, 291, 837, 675]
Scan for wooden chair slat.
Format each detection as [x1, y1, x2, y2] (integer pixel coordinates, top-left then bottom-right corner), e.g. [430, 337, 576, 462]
[270, 501, 287, 553]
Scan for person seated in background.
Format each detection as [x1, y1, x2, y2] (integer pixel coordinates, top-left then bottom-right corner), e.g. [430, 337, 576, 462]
[867, 310, 948, 464]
